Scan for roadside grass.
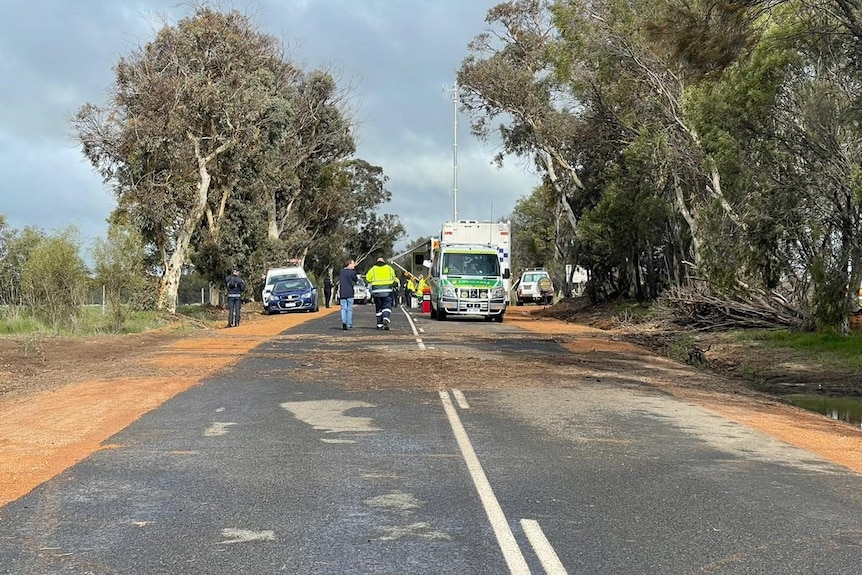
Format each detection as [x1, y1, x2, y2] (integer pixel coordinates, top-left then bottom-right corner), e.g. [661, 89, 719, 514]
[0, 304, 227, 337]
[727, 329, 862, 372]
[0, 310, 42, 335]
[538, 297, 862, 396]
[611, 300, 653, 323]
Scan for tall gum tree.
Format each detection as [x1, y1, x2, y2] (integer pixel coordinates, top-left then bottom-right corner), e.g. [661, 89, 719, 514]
[264, 69, 357, 244]
[75, 8, 285, 313]
[458, 0, 586, 241]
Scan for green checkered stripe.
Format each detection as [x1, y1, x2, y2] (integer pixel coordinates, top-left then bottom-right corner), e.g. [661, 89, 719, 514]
[443, 279, 500, 289]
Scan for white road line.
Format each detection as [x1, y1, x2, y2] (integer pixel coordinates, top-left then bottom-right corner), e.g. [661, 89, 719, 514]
[401, 307, 427, 350]
[439, 391, 532, 575]
[452, 389, 470, 409]
[521, 519, 568, 575]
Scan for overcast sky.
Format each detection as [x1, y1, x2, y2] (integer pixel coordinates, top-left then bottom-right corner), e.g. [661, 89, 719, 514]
[0, 0, 538, 256]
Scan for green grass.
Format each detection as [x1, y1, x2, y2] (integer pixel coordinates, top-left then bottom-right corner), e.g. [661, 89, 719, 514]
[0, 305, 219, 336]
[612, 300, 654, 323]
[175, 304, 223, 322]
[0, 312, 43, 335]
[729, 329, 862, 371]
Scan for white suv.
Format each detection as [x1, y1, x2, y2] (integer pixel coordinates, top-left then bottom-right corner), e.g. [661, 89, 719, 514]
[353, 278, 370, 305]
[515, 268, 554, 305]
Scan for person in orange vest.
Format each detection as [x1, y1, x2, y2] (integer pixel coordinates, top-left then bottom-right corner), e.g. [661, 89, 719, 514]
[365, 257, 400, 330]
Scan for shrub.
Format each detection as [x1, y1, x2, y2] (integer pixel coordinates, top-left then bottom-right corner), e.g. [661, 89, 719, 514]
[20, 229, 88, 333]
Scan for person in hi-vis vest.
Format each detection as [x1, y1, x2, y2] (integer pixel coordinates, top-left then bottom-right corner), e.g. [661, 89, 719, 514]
[365, 257, 400, 330]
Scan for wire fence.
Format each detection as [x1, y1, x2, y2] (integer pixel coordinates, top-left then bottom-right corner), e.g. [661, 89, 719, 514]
[1, 272, 272, 313]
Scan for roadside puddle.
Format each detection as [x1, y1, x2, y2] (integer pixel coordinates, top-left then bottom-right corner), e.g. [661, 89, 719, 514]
[784, 394, 862, 428]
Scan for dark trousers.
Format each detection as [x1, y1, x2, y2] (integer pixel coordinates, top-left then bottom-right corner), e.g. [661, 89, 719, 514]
[227, 296, 242, 327]
[373, 293, 395, 327]
[324, 288, 332, 308]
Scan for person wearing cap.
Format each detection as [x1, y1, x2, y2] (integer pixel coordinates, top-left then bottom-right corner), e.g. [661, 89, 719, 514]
[365, 257, 400, 330]
[225, 269, 246, 328]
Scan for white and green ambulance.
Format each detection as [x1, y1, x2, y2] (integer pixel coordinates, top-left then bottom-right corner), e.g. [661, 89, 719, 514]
[428, 243, 510, 322]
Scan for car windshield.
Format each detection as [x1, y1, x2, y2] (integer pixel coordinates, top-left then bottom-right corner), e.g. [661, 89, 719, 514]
[443, 253, 499, 275]
[523, 273, 546, 283]
[268, 273, 301, 285]
[273, 278, 310, 292]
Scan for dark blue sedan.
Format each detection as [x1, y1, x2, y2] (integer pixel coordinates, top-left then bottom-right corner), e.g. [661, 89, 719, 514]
[263, 278, 319, 314]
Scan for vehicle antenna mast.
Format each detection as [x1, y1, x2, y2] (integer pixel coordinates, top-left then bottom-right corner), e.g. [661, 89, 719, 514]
[443, 81, 459, 222]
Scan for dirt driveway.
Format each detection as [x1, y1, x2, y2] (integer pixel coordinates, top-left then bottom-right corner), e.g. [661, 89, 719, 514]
[1, 307, 861, 507]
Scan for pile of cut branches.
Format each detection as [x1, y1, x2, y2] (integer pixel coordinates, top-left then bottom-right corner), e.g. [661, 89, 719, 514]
[655, 284, 807, 330]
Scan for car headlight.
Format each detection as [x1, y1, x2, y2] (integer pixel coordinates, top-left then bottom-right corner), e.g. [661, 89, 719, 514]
[491, 288, 504, 299]
[442, 285, 456, 298]
[302, 291, 312, 299]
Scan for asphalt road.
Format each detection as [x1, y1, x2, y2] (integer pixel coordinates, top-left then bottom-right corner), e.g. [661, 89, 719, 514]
[2, 304, 862, 574]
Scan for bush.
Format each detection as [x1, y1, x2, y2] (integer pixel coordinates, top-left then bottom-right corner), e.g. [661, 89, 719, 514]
[92, 223, 149, 332]
[20, 229, 89, 333]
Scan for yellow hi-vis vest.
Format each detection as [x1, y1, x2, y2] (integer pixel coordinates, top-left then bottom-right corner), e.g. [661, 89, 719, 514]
[366, 264, 399, 295]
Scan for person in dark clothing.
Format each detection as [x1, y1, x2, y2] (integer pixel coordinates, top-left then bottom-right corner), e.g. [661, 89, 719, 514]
[225, 269, 246, 328]
[338, 259, 359, 330]
[323, 276, 333, 308]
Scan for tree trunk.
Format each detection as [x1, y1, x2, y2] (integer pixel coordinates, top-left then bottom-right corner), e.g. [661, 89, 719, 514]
[157, 135, 231, 314]
[673, 173, 701, 265]
[157, 184, 210, 314]
[539, 150, 580, 234]
[267, 188, 279, 240]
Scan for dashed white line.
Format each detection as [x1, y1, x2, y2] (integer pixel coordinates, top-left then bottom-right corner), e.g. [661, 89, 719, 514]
[439, 390, 532, 575]
[521, 519, 568, 575]
[401, 307, 427, 350]
[452, 389, 470, 409]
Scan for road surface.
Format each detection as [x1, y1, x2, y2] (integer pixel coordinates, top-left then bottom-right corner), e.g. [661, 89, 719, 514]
[1, 305, 861, 574]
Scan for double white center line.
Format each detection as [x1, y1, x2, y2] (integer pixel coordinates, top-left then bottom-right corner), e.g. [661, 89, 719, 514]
[439, 390, 569, 575]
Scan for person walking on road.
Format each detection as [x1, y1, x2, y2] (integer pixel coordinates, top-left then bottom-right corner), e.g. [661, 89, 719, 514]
[338, 259, 359, 331]
[323, 275, 333, 308]
[366, 257, 399, 330]
[225, 269, 246, 328]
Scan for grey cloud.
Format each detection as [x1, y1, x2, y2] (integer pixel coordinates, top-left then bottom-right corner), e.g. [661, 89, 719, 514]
[0, 0, 536, 250]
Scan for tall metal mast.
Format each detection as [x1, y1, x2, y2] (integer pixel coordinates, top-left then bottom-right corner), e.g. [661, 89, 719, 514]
[444, 82, 459, 222]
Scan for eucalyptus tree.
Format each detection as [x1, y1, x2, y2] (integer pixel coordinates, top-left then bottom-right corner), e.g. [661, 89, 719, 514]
[75, 8, 291, 313]
[263, 69, 357, 245]
[660, 1, 862, 327]
[302, 159, 401, 276]
[460, 0, 696, 298]
[458, 0, 586, 240]
[511, 184, 556, 273]
[766, 3, 862, 326]
[349, 213, 406, 268]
